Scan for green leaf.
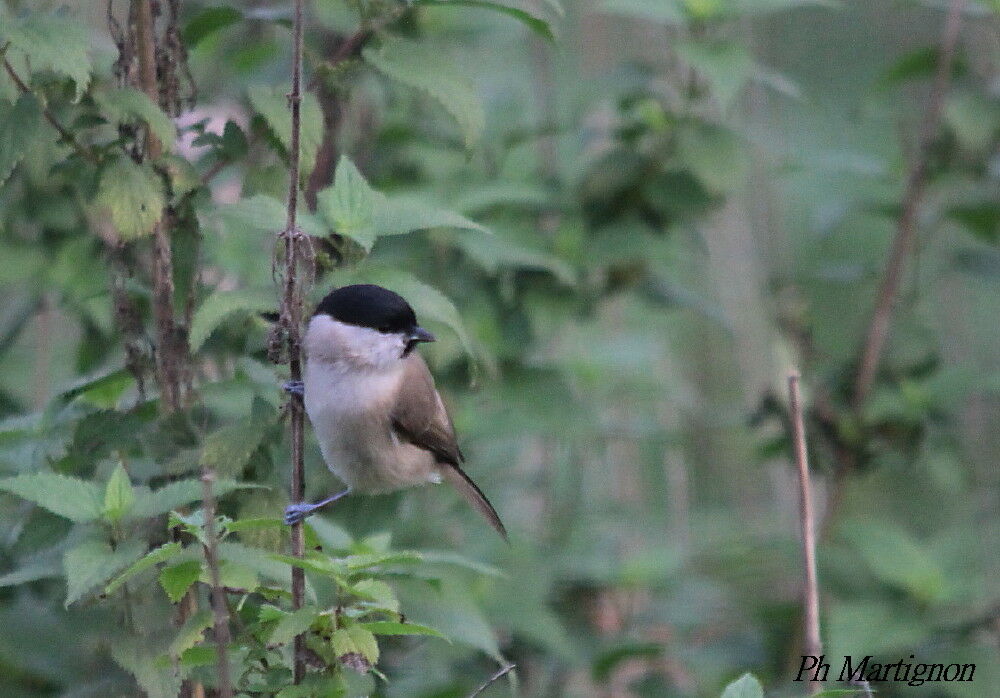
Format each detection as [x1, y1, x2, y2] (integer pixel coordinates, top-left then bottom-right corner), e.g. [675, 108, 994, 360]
[676, 38, 754, 112]
[111, 638, 182, 698]
[841, 520, 947, 602]
[95, 158, 166, 240]
[64, 538, 146, 606]
[455, 230, 576, 285]
[170, 610, 213, 658]
[189, 287, 276, 352]
[315, 157, 486, 251]
[720, 673, 764, 698]
[248, 84, 324, 178]
[159, 560, 202, 603]
[359, 621, 447, 639]
[2, 10, 92, 100]
[103, 463, 136, 523]
[0, 472, 103, 522]
[203, 560, 258, 591]
[364, 37, 485, 147]
[132, 479, 260, 518]
[417, 0, 564, 39]
[269, 605, 321, 645]
[96, 87, 176, 148]
[676, 122, 747, 194]
[332, 625, 379, 668]
[201, 421, 269, 476]
[0, 94, 45, 187]
[347, 579, 399, 612]
[105, 542, 183, 595]
[183, 7, 244, 47]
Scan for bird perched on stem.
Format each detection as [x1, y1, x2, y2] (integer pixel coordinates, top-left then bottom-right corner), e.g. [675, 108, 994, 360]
[283, 284, 507, 541]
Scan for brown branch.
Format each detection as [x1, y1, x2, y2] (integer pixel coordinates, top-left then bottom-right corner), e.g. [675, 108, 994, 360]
[200, 471, 233, 698]
[853, 0, 966, 407]
[283, 0, 309, 685]
[2, 58, 100, 164]
[468, 663, 516, 698]
[788, 373, 822, 696]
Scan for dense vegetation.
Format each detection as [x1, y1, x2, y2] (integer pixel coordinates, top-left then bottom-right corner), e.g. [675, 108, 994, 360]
[0, 0, 997, 696]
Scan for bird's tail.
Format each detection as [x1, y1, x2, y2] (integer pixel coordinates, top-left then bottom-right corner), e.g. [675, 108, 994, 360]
[440, 464, 508, 542]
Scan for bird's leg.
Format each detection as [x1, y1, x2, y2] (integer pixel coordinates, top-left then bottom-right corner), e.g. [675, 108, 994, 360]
[283, 380, 305, 397]
[284, 488, 350, 525]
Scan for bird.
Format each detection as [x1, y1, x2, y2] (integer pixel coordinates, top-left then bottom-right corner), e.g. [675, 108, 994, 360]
[282, 284, 507, 541]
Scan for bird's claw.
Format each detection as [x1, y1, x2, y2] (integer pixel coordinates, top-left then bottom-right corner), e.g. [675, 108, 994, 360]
[283, 380, 305, 397]
[283, 502, 315, 526]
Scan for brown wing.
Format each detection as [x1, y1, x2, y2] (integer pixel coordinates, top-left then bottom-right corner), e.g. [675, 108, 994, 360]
[392, 355, 507, 541]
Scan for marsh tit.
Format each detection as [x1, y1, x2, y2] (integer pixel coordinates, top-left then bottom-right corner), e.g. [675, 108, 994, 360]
[283, 284, 507, 541]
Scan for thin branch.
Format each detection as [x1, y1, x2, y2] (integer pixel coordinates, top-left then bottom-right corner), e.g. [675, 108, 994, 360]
[468, 663, 516, 698]
[282, 0, 309, 685]
[853, 0, 966, 407]
[200, 471, 233, 698]
[2, 58, 100, 164]
[788, 373, 821, 696]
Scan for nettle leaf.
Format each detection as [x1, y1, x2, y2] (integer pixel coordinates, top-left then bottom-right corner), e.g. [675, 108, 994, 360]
[0, 472, 103, 522]
[248, 84, 323, 178]
[364, 37, 485, 148]
[332, 625, 379, 670]
[348, 579, 399, 612]
[417, 0, 564, 39]
[315, 157, 486, 251]
[720, 673, 764, 698]
[159, 560, 202, 603]
[96, 87, 176, 148]
[0, 94, 45, 187]
[95, 158, 166, 240]
[103, 463, 136, 523]
[64, 538, 146, 606]
[2, 9, 92, 100]
[132, 479, 260, 519]
[170, 610, 213, 658]
[189, 287, 276, 352]
[201, 421, 269, 476]
[111, 638, 182, 698]
[105, 542, 183, 595]
[269, 605, 321, 645]
[359, 621, 447, 639]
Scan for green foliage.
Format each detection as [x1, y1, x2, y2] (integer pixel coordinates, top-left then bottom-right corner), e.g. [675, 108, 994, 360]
[364, 37, 485, 147]
[94, 158, 167, 240]
[1, 8, 92, 100]
[720, 673, 764, 698]
[96, 87, 177, 148]
[0, 472, 103, 523]
[189, 288, 277, 352]
[63, 537, 145, 606]
[0, 94, 44, 187]
[248, 84, 324, 179]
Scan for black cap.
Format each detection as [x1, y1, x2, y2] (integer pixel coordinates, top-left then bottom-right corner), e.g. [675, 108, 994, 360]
[314, 284, 418, 334]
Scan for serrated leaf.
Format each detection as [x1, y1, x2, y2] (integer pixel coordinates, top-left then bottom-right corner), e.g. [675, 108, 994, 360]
[189, 287, 277, 352]
[2, 10, 92, 100]
[332, 625, 379, 669]
[96, 87, 176, 148]
[248, 84, 323, 178]
[169, 610, 213, 658]
[95, 158, 166, 240]
[315, 157, 486, 251]
[201, 421, 268, 476]
[720, 673, 764, 698]
[204, 560, 258, 591]
[364, 38, 484, 147]
[213, 194, 326, 238]
[0, 472, 103, 522]
[159, 560, 202, 603]
[270, 605, 320, 645]
[105, 542, 182, 595]
[132, 479, 260, 519]
[0, 94, 45, 187]
[111, 638, 182, 698]
[64, 538, 145, 606]
[183, 7, 243, 47]
[103, 463, 136, 523]
[347, 579, 399, 612]
[359, 621, 447, 639]
[418, 0, 564, 39]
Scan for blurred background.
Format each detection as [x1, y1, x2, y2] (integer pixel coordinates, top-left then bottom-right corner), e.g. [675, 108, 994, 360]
[0, 0, 998, 696]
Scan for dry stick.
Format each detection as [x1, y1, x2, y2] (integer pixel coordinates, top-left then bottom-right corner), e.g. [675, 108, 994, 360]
[467, 663, 516, 698]
[788, 373, 822, 696]
[853, 0, 966, 407]
[283, 0, 309, 684]
[134, 2, 230, 695]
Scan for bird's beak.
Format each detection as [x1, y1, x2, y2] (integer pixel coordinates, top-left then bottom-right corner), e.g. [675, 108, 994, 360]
[409, 326, 436, 344]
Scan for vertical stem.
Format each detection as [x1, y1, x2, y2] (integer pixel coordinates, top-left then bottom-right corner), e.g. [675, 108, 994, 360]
[788, 373, 822, 695]
[284, 0, 308, 684]
[200, 471, 233, 698]
[853, 0, 965, 407]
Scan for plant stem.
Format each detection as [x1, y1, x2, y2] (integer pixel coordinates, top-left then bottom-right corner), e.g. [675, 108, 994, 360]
[200, 471, 233, 698]
[468, 663, 516, 698]
[284, 0, 308, 684]
[788, 372, 821, 696]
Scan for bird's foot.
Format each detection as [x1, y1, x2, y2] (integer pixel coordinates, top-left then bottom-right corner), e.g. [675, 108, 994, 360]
[284, 502, 318, 526]
[283, 380, 304, 397]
